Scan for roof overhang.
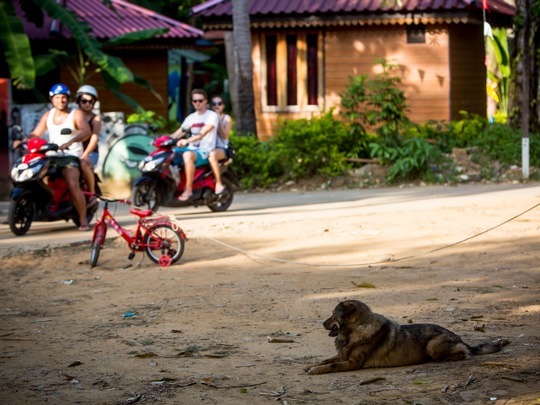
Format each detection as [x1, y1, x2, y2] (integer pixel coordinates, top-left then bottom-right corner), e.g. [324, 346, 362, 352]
[200, 12, 495, 31]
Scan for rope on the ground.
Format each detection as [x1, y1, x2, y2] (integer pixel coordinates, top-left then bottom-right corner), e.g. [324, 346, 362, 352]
[202, 200, 540, 268]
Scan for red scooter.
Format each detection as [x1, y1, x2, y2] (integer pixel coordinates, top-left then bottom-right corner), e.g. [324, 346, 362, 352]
[8, 137, 100, 236]
[131, 135, 238, 212]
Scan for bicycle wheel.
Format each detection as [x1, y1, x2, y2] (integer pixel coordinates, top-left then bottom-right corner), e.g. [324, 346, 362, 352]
[90, 241, 101, 268]
[144, 224, 185, 265]
[90, 223, 107, 268]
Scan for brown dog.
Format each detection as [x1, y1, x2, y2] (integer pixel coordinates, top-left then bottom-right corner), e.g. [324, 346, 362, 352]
[305, 300, 509, 375]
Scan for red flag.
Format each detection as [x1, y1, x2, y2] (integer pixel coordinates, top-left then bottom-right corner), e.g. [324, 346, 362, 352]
[482, 0, 489, 10]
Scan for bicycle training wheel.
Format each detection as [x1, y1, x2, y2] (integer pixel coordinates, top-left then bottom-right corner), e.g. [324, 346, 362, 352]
[144, 224, 185, 265]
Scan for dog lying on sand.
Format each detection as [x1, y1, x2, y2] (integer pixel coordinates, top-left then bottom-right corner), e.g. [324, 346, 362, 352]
[305, 300, 509, 375]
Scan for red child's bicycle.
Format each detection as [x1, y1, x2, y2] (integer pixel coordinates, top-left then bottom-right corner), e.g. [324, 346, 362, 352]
[90, 197, 186, 268]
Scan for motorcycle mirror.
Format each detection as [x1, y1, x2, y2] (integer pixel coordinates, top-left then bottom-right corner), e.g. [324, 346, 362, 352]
[60, 128, 72, 135]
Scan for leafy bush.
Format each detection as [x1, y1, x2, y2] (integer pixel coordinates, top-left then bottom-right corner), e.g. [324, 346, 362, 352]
[274, 111, 354, 179]
[340, 59, 410, 147]
[229, 132, 284, 189]
[370, 138, 442, 183]
[126, 110, 169, 132]
[473, 124, 540, 167]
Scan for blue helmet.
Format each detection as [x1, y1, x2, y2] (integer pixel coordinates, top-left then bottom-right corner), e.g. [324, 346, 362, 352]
[49, 83, 71, 98]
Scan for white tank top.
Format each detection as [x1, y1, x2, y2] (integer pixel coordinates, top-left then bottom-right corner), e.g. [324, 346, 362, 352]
[46, 108, 83, 157]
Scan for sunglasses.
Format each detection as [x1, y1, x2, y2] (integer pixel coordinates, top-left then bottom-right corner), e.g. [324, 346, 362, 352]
[212, 101, 223, 106]
[192, 99, 205, 103]
[80, 98, 94, 105]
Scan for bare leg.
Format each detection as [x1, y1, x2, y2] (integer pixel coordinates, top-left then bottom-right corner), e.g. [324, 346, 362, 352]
[179, 152, 197, 200]
[62, 166, 88, 229]
[209, 148, 227, 193]
[80, 157, 95, 195]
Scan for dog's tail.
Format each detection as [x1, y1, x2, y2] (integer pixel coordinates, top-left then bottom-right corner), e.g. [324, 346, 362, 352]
[469, 338, 510, 356]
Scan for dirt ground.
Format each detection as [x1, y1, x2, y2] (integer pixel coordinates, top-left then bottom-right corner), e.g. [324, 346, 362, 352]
[0, 184, 539, 404]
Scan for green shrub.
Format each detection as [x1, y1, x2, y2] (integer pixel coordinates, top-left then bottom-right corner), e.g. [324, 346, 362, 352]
[274, 111, 353, 179]
[340, 59, 410, 148]
[229, 132, 283, 189]
[370, 137, 442, 183]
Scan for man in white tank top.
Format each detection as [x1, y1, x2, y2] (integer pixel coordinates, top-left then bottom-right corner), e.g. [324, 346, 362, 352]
[24, 84, 92, 231]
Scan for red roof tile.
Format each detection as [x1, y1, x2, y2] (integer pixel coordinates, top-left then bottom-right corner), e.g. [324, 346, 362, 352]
[193, 0, 515, 17]
[14, 0, 202, 40]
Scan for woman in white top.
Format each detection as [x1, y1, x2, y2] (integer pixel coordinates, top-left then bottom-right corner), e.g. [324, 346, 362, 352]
[209, 96, 233, 194]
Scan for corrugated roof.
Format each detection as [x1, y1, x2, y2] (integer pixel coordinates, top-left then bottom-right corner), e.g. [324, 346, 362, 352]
[192, 0, 515, 17]
[15, 0, 203, 40]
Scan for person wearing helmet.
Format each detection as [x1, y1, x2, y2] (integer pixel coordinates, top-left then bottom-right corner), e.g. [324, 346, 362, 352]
[62, 85, 101, 207]
[23, 83, 93, 231]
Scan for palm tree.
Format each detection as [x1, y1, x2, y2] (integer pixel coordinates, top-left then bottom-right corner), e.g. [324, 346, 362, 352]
[509, 0, 540, 133]
[231, 0, 257, 136]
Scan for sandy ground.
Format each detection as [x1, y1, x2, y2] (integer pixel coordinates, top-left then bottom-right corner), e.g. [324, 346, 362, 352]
[0, 184, 539, 404]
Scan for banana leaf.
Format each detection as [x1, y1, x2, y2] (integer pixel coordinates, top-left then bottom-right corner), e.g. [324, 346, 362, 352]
[0, 0, 36, 88]
[35, 50, 70, 76]
[34, 0, 134, 83]
[101, 70, 145, 113]
[133, 74, 164, 103]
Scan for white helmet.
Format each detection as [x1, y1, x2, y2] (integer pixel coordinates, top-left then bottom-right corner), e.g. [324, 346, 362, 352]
[76, 85, 98, 100]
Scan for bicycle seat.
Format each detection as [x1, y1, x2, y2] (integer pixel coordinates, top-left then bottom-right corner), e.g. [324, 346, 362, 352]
[130, 208, 153, 218]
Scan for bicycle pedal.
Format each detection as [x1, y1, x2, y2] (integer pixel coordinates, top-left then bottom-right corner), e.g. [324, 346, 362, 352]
[128, 252, 135, 260]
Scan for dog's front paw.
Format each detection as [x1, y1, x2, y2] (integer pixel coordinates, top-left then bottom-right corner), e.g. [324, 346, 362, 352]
[306, 366, 324, 375]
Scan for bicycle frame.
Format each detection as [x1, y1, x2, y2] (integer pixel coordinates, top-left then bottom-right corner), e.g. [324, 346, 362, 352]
[91, 199, 183, 252]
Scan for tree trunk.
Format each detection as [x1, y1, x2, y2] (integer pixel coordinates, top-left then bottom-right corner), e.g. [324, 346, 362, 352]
[231, 0, 257, 136]
[224, 31, 239, 126]
[509, 0, 540, 133]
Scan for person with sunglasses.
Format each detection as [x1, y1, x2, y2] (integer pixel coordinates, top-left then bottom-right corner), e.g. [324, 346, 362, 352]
[19, 83, 92, 230]
[170, 89, 219, 201]
[62, 85, 101, 208]
[208, 96, 233, 194]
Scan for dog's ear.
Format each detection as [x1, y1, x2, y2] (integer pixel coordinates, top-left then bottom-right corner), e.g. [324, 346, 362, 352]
[338, 301, 358, 317]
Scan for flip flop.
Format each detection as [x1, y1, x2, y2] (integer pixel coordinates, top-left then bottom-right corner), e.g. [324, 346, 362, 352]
[78, 225, 91, 231]
[215, 184, 225, 194]
[178, 192, 193, 202]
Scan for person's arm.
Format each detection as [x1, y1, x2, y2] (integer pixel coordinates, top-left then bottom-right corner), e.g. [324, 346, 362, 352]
[170, 119, 189, 140]
[220, 114, 232, 140]
[177, 122, 215, 147]
[13, 111, 48, 148]
[81, 115, 101, 159]
[59, 109, 91, 150]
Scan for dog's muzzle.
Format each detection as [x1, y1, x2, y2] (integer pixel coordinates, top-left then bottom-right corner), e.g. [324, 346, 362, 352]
[323, 317, 340, 337]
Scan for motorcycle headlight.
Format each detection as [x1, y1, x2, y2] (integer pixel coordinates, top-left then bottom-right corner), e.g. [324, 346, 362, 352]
[11, 161, 46, 182]
[140, 155, 166, 172]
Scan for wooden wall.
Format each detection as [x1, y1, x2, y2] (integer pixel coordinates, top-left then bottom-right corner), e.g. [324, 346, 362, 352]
[60, 48, 169, 120]
[253, 25, 463, 139]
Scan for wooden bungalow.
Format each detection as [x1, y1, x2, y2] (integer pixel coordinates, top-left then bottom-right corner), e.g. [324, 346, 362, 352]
[193, 0, 515, 139]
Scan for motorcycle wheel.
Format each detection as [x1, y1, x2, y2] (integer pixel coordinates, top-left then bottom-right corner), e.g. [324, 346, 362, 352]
[8, 195, 34, 236]
[132, 180, 159, 211]
[208, 177, 234, 212]
[144, 224, 185, 265]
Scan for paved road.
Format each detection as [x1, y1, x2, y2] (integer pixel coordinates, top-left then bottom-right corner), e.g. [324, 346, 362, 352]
[1, 183, 538, 253]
